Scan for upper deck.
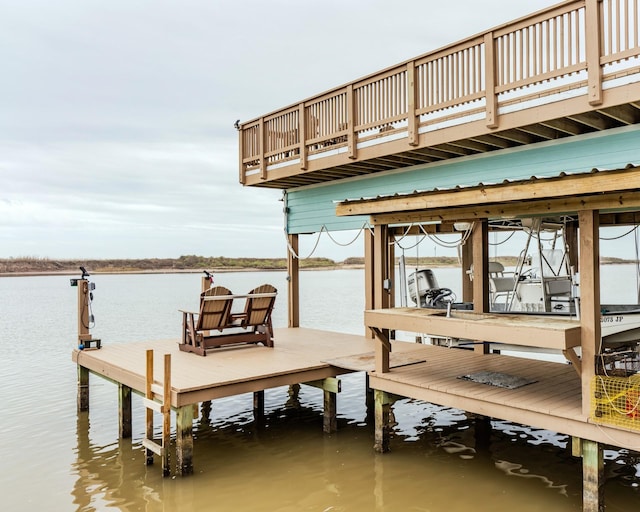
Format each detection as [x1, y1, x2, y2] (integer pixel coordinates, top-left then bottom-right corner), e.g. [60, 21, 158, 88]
[238, 0, 640, 189]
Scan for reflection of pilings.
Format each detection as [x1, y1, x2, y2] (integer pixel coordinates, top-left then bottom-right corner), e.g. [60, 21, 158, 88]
[73, 412, 92, 511]
[473, 414, 492, 458]
[201, 400, 212, 423]
[286, 383, 301, 409]
[374, 453, 385, 511]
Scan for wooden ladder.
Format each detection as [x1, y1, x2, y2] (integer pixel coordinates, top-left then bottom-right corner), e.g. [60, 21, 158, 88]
[141, 349, 172, 476]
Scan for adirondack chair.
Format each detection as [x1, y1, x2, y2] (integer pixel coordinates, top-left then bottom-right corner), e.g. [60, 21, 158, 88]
[179, 286, 234, 356]
[179, 284, 277, 356]
[229, 284, 277, 347]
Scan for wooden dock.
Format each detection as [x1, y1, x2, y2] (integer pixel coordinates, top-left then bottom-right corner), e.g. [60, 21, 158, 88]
[73, 326, 427, 475]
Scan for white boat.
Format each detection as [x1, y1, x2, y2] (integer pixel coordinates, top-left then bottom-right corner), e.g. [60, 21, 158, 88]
[406, 217, 640, 350]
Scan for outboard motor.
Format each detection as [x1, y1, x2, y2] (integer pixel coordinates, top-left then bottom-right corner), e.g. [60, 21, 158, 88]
[408, 269, 453, 308]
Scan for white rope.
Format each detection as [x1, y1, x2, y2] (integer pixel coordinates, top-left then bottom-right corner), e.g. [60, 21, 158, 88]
[285, 222, 373, 260]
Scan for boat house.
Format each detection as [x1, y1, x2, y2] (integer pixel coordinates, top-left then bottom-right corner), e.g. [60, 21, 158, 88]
[237, 1, 640, 510]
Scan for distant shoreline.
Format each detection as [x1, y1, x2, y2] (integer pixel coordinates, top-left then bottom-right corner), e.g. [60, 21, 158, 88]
[0, 255, 636, 278]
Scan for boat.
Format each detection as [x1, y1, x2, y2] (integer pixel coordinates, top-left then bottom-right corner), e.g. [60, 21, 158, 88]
[404, 217, 640, 356]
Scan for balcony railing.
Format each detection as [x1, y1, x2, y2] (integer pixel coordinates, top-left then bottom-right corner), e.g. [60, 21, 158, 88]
[239, 0, 640, 187]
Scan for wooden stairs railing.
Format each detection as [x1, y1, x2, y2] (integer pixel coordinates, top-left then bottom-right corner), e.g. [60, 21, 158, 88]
[141, 350, 172, 476]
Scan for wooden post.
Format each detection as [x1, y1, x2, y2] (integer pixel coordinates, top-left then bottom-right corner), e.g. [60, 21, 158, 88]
[287, 233, 300, 327]
[387, 239, 395, 310]
[347, 84, 357, 159]
[373, 224, 390, 311]
[259, 117, 267, 180]
[364, 228, 375, 338]
[582, 438, 604, 512]
[238, 123, 245, 185]
[373, 389, 391, 453]
[77, 365, 89, 412]
[323, 388, 337, 434]
[407, 61, 419, 147]
[145, 350, 155, 466]
[484, 32, 498, 129]
[579, 210, 601, 415]
[162, 353, 171, 477]
[565, 220, 579, 272]
[176, 405, 194, 476]
[298, 103, 308, 170]
[142, 350, 172, 476]
[472, 220, 490, 353]
[461, 233, 473, 302]
[118, 384, 132, 439]
[253, 390, 265, 420]
[585, 0, 603, 106]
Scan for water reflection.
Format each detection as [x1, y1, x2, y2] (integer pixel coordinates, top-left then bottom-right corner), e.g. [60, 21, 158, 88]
[71, 377, 640, 511]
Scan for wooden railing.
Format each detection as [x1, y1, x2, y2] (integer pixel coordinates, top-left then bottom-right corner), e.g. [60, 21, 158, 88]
[239, 0, 640, 185]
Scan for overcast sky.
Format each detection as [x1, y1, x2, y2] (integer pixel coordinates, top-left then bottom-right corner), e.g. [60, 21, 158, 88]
[1, 0, 589, 261]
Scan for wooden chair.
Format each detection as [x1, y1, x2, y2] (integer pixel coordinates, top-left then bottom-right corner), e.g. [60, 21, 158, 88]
[179, 286, 234, 356]
[179, 284, 277, 356]
[229, 284, 277, 348]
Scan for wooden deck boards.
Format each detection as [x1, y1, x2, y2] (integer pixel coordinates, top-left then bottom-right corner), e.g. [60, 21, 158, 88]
[73, 327, 381, 406]
[73, 327, 640, 451]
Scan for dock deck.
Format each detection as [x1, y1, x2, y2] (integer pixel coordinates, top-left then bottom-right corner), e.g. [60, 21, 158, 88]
[73, 328, 377, 406]
[74, 326, 640, 463]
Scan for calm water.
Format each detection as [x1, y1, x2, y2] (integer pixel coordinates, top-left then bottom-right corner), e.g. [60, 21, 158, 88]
[1, 267, 639, 511]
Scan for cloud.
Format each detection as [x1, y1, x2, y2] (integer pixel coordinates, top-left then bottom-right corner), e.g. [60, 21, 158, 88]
[0, 0, 563, 259]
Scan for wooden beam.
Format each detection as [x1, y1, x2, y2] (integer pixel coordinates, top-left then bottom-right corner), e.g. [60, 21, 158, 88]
[176, 404, 194, 476]
[347, 84, 357, 159]
[298, 103, 307, 170]
[372, 327, 391, 374]
[118, 383, 132, 439]
[579, 210, 601, 416]
[323, 388, 337, 433]
[367, 191, 640, 225]
[461, 232, 473, 302]
[77, 365, 89, 412]
[337, 168, 640, 217]
[364, 228, 375, 338]
[373, 224, 390, 311]
[374, 389, 391, 453]
[472, 220, 489, 314]
[585, 0, 603, 106]
[582, 438, 604, 512]
[253, 390, 265, 420]
[287, 233, 300, 328]
[407, 61, 418, 146]
[484, 32, 498, 129]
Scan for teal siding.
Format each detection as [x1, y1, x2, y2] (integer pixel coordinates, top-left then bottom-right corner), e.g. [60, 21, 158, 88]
[286, 125, 640, 234]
